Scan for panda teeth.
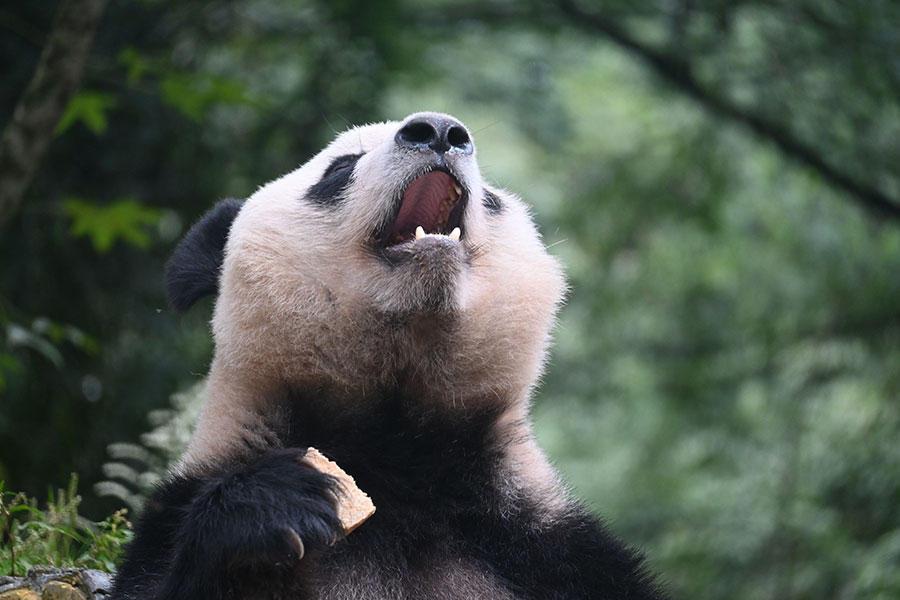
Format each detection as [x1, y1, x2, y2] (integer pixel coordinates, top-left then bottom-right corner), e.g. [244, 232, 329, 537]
[414, 225, 462, 241]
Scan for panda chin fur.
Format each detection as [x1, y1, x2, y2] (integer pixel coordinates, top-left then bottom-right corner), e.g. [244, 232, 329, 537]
[370, 235, 470, 315]
[111, 112, 668, 600]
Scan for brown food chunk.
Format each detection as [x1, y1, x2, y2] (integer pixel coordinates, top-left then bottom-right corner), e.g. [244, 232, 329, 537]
[305, 447, 376, 537]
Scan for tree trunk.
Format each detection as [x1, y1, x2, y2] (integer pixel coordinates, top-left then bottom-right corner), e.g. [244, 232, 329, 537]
[0, 0, 109, 235]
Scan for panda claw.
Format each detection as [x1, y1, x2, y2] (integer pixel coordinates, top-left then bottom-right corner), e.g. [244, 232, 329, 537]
[297, 455, 317, 470]
[285, 527, 305, 560]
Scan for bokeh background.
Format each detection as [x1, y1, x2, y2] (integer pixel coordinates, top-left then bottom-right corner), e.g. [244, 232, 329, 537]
[2, 1, 900, 598]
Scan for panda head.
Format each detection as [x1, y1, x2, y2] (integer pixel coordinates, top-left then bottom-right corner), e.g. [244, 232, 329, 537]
[167, 112, 565, 406]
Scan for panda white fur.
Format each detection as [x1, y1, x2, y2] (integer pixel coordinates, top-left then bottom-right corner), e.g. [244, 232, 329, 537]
[110, 112, 667, 600]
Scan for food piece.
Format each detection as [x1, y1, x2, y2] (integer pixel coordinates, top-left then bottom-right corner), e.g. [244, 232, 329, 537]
[305, 447, 376, 537]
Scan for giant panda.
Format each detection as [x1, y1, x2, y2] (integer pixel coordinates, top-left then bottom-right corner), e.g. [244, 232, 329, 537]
[110, 112, 668, 600]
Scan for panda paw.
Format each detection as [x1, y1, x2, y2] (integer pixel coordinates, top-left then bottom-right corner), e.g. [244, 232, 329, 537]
[165, 448, 344, 594]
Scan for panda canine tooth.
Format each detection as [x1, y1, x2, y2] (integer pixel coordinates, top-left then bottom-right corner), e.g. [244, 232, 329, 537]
[414, 226, 460, 241]
[453, 185, 462, 196]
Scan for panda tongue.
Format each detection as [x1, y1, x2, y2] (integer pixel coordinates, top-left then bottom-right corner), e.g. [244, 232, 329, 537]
[392, 171, 452, 237]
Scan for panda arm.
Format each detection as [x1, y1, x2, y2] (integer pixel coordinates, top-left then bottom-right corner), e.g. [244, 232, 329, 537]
[110, 474, 201, 600]
[111, 448, 344, 600]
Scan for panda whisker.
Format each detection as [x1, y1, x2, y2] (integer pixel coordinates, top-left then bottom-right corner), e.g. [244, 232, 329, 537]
[545, 238, 569, 250]
[471, 119, 503, 135]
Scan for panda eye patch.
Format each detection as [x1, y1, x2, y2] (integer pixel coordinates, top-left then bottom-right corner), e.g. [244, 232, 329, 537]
[483, 189, 503, 214]
[307, 153, 363, 206]
[323, 154, 360, 178]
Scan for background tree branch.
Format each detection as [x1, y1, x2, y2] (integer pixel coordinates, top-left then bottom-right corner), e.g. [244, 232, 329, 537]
[555, 0, 900, 221]
[0, 0, 108, 235]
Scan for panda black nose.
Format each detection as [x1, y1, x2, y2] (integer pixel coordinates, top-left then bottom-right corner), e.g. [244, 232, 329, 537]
[395, 116, 473, 156]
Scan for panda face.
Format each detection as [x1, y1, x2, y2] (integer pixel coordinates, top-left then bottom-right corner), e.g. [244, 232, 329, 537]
[323, 113, 487, 314]
[209, 112, 565, 405]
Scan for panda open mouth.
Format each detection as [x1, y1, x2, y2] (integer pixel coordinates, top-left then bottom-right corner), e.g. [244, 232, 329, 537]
[379, 170, 465, 248]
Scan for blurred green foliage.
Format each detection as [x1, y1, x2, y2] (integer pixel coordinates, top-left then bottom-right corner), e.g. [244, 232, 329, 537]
[55, 91, 118, 136]
[1, 1, 898, 597]
[63, 197, 161, 253]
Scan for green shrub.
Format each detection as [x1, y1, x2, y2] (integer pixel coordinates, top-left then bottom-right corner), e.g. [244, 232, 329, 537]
[0, 475, 131, 575]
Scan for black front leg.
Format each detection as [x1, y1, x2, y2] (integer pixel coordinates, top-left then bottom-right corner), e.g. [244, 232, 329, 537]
[111, 448, 344, 600]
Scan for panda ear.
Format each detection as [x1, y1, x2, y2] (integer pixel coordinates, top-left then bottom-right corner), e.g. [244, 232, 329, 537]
[165, 198, 244, 312]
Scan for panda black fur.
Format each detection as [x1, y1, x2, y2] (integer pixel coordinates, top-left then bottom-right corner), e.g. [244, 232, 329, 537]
[111, 113, 668, 600]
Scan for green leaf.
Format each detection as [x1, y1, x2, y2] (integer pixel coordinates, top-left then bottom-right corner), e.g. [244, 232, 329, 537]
[159, 72, 255, 121]
[6, 324, 63, 369]
[29, 319, 99, 355]
[62, 196, 162, 253]
[62, 326, 99, 355]
[8, 505, 41, 519]
[55, 91, 118, 136]
[159, 73, 208, 120]
[118, 47, 147, 84]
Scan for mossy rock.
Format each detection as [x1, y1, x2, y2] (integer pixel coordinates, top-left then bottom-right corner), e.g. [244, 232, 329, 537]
[0, 589, 40, 600]
[40, 582, 85, 600]
[0, 568, 110, 600]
